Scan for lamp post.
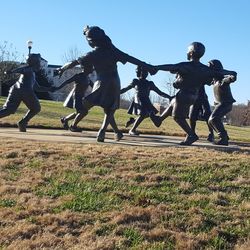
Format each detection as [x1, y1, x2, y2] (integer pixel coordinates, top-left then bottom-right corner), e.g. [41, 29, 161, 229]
[27, 40, 33, 55]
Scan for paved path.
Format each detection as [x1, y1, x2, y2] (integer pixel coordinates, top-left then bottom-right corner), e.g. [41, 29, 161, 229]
[0, 127, 240, 150]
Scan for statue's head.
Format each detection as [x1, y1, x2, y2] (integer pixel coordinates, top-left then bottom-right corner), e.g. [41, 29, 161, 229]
[187, 42, 205, 61]
[83, 25, 111, 48]
[136, 66, 148, 79]
[208, 59, 223, 71]
[26, 53, 41, 72]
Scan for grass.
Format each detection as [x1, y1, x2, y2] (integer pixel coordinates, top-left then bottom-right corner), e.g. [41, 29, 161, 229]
[1, 97, 250, 142]
[0, 97, 249, 249]
[0, 198, 16, 208]
[0, 139, 249, 249]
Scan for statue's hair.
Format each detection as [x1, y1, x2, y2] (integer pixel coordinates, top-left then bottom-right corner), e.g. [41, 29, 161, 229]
[83, 25, 113, 48]
[208, 59, 223, 71]
[26, 53, 41, 66]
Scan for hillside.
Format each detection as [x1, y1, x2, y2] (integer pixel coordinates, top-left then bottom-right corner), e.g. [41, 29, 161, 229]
[0, 97, 250, 142]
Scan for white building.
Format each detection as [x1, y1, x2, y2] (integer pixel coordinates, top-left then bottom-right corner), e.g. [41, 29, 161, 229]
[0, 58, 95, 101]
[44, 63, 82, 101]
[41, 60, 95, 101]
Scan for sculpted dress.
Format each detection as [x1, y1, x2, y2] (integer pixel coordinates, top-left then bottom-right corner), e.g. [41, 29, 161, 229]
[123, 78, 167, 116]
[78, 45, 133, 111]
[63, 73, 93, 112]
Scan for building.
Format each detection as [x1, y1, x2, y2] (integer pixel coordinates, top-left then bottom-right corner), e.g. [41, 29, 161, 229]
[46, 65, 96, 102]
[41, 61, 96, 101]
[0, 58, 95, 101]
[43, 62, 82, 101]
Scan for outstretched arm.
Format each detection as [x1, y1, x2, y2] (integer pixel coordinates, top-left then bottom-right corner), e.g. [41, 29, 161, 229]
[56, 60, 79, 77]
[154, 64, 180, 73]
[34, 80, 53, 92]
[126, 55, 157, 75]
[52, 74, 79, 91]
[120, 84, 133, 94]
[125, 54, 148, 67]
[221, 70, 237, 85]
[116, 48, 156, 75]
[5, 65, 30, 75]
[151, 83, 172, 99]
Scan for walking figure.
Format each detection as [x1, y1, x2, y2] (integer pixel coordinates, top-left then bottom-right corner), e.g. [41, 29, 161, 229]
[121, 66, 172, 136]
[0, 53, 52, 132]
[208, 59, 237, 146]
[58, 25, 155, 142]
[150, 42, 229, 145]
[53, 65, 93, 132]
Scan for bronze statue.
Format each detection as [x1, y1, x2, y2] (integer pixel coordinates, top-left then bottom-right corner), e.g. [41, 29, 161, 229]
[0, 54, 52, 132]
[208, 59, 237, 146]
[58, 25, 154, 142]
[121, 66, 172, 135]
[150, 42, 227, 145]
[53, 65, 93, 132]
[189, 85, 214, 142]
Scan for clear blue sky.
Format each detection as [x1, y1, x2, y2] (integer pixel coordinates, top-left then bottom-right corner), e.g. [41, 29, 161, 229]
[1, 0, 249, 104]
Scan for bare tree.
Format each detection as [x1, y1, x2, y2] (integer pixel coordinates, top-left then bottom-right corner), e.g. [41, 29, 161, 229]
[226, 103, 250, 126]
[61, 46, 82, 63]
[150, 76, 177, 107]
[244, 101, 250, 126]
[0, 41, 19, 62]
[0, 41, 20, 95]
[119, 90, 134, 109]
[54, 46, 83, 100]
[165, 76, 177, 97]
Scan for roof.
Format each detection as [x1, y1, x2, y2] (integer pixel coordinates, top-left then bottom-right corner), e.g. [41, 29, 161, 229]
[41, 57, 48, 62]
[47, 64, 62, 68]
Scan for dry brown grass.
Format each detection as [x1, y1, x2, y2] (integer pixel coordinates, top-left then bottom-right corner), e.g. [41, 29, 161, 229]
[0, 138, 249, 249]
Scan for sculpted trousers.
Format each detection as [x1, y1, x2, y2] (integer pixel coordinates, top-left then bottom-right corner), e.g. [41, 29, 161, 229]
[208, 102, 232, 137]
[0, 87, 41, 124]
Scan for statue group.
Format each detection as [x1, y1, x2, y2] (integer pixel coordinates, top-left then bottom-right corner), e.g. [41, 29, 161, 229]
[0, 25, 237, 146]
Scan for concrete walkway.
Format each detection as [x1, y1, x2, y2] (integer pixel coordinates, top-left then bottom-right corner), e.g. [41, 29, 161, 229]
[0, 127, 240, 150]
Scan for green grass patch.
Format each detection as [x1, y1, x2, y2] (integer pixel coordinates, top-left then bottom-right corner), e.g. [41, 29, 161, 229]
[35, 170, 125, 212]
[1, 97, 250, 142]
[0, 199, 16, 207]
[3, 163, 21, 181]
[123, 227, 144, 247]
[25, 159, 42, 169]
